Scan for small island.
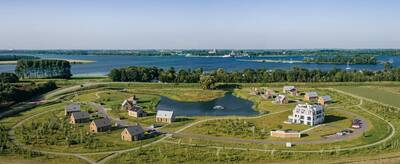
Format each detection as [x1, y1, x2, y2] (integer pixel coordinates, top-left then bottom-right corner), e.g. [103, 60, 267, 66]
[0, 55, 95, 65]
[303, 55, 378, 64]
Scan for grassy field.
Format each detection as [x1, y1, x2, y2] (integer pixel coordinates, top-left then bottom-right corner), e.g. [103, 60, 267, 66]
[0, 155, 87, 164]
[170, 87, 392, 150]
[335, 86, 400, 108]
[127, 88, 225, 102]
[2, 79, 400, 163]
[183, 106, 356, 141]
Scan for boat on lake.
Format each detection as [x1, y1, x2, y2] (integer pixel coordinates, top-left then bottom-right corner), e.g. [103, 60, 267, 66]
[213, 105, 224, 110]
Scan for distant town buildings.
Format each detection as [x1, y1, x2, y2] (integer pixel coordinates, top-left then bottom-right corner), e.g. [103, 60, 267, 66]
[121, 125, 145, 141]
[65, 103, 81, 116]
[288, 104, 324, 126]
[208, 49, 216, 54]
[156, 110, 175, 123]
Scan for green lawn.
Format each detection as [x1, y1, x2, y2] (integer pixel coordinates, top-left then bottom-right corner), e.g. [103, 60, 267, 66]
[335, 86, 400, 108]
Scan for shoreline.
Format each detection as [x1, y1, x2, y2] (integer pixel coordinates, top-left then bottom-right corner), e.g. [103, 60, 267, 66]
[0, 58, 95, 65]
[237, 59, 304, 63]
[237, 59, 380, 65]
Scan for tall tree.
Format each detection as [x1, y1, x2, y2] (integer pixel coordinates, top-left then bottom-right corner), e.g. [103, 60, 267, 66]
[199, 75, 216, 90]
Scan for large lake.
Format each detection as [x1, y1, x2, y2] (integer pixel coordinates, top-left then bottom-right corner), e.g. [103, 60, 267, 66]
[1, 54, 399, 76]
[156, 93, 258, 116]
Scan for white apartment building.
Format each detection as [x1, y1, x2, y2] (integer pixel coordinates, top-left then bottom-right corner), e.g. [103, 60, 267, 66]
[287, 103, 324, 126]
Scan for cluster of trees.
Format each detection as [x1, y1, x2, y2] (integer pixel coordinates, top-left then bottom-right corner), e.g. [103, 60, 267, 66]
[15, 59, 72, 79]
[109, 66, 400, 84]
[0, 73, 57, 108]
[2, 49, 400, 57]
[304, 55, 377, 64]
[18, 115, 103, 149]
[0, 55, 39, 61]
[0, 124, 41, 157]
[0, 72, 19, 83]
[109, 66, 203, 83]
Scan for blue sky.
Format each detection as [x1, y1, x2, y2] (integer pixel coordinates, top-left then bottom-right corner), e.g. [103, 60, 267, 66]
[0, 0, 399, 49]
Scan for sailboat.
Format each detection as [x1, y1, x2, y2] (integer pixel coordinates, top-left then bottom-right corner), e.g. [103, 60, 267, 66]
[345, 61, 351, 70]
[222, 51, 236, 58]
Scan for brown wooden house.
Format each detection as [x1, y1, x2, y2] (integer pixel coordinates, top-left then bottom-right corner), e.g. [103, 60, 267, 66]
[304, 92, 318, 101]
[128, 106, 147, 118]
[275, 94, 288, 104]
[65, 103, 81, 116]
[283, 86, 298, 96]
[121, 96, 138, 110]
[69, 111, 90, 124]
[90, 118, 112, 133]
[318, 95, 332, 105]
[121, 125, 145, 141]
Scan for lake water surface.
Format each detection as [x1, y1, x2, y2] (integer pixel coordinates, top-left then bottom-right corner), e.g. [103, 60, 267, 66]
[156, 93, 258, 116]
[1, 54, 399, 76]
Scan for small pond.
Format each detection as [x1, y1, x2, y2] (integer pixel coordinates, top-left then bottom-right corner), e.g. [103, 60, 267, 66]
[156, 93, 259, 116]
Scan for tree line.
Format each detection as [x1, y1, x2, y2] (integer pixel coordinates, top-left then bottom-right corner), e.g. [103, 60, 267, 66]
[109, 66, 400, 84]
[15, 59, 72, 79]
[109, 66, 203, 83]
[0, 73, 57, 108]
[0, 55, 39, 61]
[0, 72, 19, 83]
[304, 55, 377, 64]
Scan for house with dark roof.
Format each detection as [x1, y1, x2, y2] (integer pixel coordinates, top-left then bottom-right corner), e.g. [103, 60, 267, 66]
[318, 95, 332, 105]
[121, 125, 145, 141]
[121, 96, 138, 110]
[156, 110, 175, 123]
[65, 103, 81, 116]
[275, 94, 288, 104]
[69, 111, 90, 124]
[304, 92, 318, 101]
[90, 118, 112, 133]
[283, 86, 297, 96]
[128, 106, 147, 118]
[261, 89, 274, 99]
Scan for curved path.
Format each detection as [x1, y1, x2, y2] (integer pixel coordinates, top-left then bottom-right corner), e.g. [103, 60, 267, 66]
[170, 106, 369, 145]
[5, 84, 397, 164]
[161, 98, 396, 154]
